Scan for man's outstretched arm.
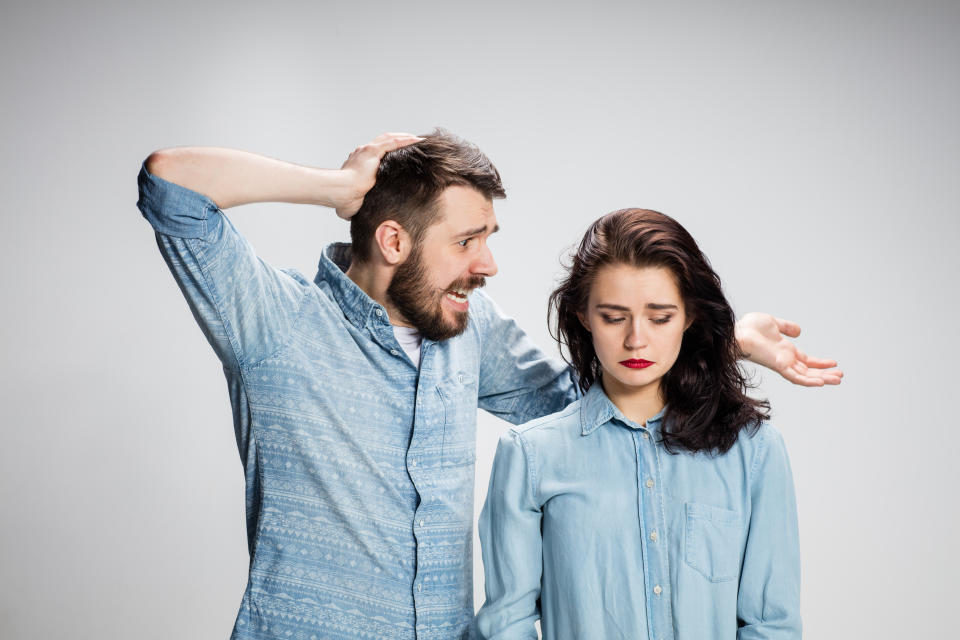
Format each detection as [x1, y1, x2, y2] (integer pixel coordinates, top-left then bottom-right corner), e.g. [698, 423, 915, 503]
[145, 132, 423, 212]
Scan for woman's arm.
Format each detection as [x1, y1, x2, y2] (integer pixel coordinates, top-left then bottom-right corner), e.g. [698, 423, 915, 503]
[736, 426, 803, 639]
[475, 431, 543, 640]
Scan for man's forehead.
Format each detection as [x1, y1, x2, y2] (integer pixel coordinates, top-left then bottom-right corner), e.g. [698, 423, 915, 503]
[434, 184, 498, 234]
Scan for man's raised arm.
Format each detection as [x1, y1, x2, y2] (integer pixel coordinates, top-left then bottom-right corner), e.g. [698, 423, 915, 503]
[137, 133, 423, 373]
[145, 133, 423, 212]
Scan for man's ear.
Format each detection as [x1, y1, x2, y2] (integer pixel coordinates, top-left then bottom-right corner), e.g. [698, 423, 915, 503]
[374, 220, 412, 266]
[577, 310, 591, 332]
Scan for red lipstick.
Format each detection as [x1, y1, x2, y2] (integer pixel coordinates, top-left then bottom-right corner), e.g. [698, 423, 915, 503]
[620, 359, 655, 369]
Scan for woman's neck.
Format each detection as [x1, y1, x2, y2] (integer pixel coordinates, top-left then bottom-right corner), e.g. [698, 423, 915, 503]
[600, 372, 665, 426]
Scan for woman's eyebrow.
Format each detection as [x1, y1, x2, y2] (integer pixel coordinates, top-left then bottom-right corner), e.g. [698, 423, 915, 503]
[595, 303, 679, 312]
[646, 303, 678, 310]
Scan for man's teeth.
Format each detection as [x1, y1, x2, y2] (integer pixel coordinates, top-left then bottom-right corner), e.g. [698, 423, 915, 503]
[446, 289, 468, 302]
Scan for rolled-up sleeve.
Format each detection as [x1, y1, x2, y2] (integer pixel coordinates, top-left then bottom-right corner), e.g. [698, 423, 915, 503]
[476, 430, 543, 639]
[737, 426, 802, 639]
[136, 163, 307, 371]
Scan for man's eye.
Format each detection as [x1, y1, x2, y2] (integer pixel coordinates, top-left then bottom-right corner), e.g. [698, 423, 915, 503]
[651, 316, 673, 325]
[458, 238, 472, 248]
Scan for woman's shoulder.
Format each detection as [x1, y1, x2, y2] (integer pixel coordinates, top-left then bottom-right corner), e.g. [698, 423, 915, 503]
[505, 399, 584, 448]
[724, 421, 791, 479]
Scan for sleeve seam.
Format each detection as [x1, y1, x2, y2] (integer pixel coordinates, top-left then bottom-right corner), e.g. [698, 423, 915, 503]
[188, 231, 245, 372]
[514, 431, 540, 507]
[244, 275, 311, 371]
[747, 424, 770, 489]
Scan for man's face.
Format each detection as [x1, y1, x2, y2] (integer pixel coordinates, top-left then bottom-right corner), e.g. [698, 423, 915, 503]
[387, 185, 499, 341]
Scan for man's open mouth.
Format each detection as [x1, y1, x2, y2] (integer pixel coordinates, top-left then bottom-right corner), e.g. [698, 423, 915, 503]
[445, 287, 469, 304]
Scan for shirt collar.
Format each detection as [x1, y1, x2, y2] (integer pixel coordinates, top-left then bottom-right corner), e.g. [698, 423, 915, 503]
[314, 243, 388, 330]
[580, 382, 667, 436]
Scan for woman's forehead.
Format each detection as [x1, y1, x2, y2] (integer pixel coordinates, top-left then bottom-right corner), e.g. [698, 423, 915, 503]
[589, 264, 682, 305]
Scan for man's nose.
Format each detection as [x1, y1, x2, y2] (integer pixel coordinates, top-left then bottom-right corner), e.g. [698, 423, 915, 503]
[473, 242, 498, 277]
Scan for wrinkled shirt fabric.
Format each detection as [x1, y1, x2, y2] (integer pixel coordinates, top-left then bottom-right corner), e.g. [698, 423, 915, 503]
[137, 165, 578, 640]
[476, 383, 801, 640]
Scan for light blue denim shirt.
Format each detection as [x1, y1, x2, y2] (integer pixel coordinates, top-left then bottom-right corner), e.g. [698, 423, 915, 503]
[476, 383, 801, 640]
[136, 165, 578, 640]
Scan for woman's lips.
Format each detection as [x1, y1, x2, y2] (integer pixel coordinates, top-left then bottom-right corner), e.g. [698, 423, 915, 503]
[620, 359, 655, 369]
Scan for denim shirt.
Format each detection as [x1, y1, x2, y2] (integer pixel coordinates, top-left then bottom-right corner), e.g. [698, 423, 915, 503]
[136, 165, 578, 640]
[476, 383, 801, 640]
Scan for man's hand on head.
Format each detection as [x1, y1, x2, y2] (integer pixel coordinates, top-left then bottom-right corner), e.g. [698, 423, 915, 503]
[735, 312, 844, 387]
[334, 132, 424, 220]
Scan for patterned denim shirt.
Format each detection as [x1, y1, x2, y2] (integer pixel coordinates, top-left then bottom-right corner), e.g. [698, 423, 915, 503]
[136, 165, 578, 640]
[476, 383, 801, 640]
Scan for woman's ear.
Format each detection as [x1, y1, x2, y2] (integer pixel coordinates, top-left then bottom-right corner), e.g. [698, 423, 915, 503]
[374, 220, 412, 266]
[577, 310, 591, 332]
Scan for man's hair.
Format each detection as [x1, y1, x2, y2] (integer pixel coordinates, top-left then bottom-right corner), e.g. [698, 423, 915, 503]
[548, 208, 770, 455]
[350, 128, 506, 264]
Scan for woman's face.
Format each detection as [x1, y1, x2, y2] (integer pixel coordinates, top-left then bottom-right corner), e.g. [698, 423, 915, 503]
[580, 263, 689, 398]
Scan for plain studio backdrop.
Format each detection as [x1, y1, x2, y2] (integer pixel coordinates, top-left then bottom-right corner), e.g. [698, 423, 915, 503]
[1, 1, 957, 638]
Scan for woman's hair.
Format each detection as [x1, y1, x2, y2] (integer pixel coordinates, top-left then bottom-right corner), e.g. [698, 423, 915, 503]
[548, 208, 769, 455]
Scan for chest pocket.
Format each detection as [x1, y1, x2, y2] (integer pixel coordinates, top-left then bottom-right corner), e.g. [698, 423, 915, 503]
[437, 372, 478, 467]
[684, 502, 743, 583]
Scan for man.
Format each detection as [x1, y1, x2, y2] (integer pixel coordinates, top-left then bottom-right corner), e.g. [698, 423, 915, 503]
[137, 130, 840, 640]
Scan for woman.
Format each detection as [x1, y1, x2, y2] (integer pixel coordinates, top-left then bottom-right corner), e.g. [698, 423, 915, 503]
[475, 209, 801, 639]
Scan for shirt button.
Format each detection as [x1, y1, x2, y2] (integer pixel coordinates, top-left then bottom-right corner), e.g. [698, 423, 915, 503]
[645, 478, 655, 489]
[390, 349, 399, 356]
[410, 459, 417, 467]
[650, 530, 658, 542]
[653, 585, 662, 596]
[642, 432, 650, 440]
[417, 583, 423, 592]
[419, 519, 425, 527]
[375, 308, 383, 317]
[458, 374, 464, 383]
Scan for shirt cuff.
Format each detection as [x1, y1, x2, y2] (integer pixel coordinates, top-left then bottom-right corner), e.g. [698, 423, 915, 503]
[137, 162, 220, 239]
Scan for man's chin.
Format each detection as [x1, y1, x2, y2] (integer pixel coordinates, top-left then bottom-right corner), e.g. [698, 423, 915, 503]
[418, 308, 470, 342]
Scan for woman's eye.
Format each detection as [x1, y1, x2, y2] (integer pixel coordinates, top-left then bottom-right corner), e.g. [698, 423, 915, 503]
[601, 316, 626, 324]
[651, 316, 673, 325]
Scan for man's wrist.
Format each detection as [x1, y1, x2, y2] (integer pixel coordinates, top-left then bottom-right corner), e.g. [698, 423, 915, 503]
[734, 322, 754, 360]
[308, 168, 353, 209]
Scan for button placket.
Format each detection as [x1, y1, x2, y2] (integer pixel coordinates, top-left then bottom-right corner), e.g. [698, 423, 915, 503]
[637, 429, 675, 639]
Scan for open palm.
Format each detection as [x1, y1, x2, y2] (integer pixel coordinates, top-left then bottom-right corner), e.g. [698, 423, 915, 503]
[736, 313, 843, 387]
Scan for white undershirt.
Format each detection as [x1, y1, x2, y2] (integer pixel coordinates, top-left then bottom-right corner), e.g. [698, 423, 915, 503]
[392, 325, 423, 368]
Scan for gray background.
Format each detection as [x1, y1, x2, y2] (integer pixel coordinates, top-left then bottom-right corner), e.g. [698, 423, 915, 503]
[2, 1, 957, 638]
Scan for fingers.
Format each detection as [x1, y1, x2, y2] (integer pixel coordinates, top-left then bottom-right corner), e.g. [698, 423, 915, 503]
[342, 133, 424, 172]
[800, 355, 839, 369]
[368, 132, 424, 155]
[774, 317, 802, 338]
[781, 367, 826, 387]
[782, 361, 843, 386]
[379, 134, 424, 154]
[795, 350, 841, 375]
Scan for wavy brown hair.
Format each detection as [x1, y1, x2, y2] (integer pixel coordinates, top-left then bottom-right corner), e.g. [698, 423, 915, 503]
[548, 208, 769, 454]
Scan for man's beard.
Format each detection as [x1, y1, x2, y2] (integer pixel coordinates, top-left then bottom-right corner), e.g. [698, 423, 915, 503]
[387, 246, 485, 342]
